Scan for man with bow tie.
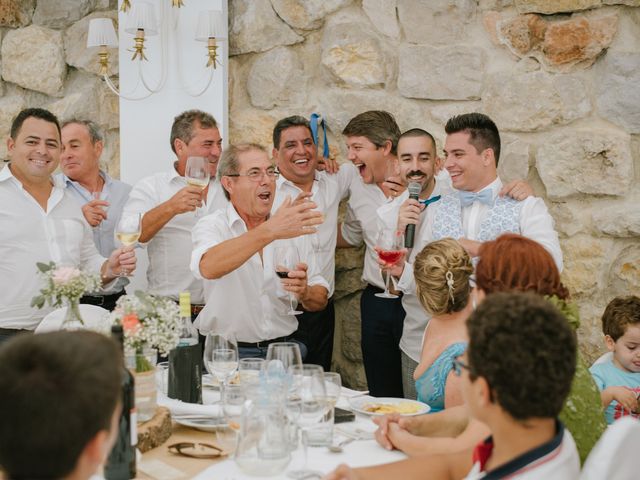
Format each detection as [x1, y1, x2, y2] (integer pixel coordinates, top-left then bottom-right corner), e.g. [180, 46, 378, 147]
[379, 115, 561, 399]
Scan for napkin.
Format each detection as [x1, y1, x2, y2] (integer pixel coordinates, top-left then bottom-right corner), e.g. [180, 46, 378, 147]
[157, 391, 222, 417]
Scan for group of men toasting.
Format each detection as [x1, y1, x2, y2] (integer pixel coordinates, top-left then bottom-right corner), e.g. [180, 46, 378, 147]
[0, 107, 561, 403]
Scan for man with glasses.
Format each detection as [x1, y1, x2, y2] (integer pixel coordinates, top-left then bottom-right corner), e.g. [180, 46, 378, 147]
[190, 143, 329, 359]
[125, 110, 226, 314]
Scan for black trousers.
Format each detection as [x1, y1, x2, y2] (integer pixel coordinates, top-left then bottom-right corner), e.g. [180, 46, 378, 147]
[360, 284, 405, 398]
[292, 298, 335, 372]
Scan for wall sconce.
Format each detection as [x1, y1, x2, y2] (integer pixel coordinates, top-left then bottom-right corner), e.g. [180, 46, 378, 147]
[87, 1, 226, 100]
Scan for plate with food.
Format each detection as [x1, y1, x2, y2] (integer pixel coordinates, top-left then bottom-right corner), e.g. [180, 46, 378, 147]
[348, 397, 430, 416]
[202, 373, 240, 389]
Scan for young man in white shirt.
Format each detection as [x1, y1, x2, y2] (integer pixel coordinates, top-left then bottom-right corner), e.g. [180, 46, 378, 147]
[191, 143, 328, 358]
[0, 108, 135, 340]
[125, 109, 226, 312]
[271, 115, 357, 370]
[59, 119, 132, 310]
[326, 292, 581, 480]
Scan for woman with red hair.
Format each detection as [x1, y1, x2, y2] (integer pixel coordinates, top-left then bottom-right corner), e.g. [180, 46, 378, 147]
[373, 234, 605, 464]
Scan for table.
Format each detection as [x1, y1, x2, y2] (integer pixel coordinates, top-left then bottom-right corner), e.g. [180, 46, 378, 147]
[134, 388, 407, 479]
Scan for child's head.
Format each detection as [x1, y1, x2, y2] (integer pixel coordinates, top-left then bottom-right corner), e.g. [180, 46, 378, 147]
[459, 292, 576, 424]
[602, 295, 640, 373]
[414, 238, 473, 316]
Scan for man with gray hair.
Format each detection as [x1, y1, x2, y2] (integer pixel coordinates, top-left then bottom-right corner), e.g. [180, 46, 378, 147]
[125, 110, 227, 311]
[59, 119, 132, 310]
[191, 143, 328, 358]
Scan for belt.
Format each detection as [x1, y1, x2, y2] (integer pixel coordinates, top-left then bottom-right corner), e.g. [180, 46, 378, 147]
[0, 328, 33, 336]
[191, 304, 205, 316]
[81, 291, 124, 307]
[237, 335, 292, 349]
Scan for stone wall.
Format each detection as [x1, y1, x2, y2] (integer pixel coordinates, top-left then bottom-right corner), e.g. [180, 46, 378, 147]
[227, 0, 640, 389]
[1, 0, 638, 390]
[0, 0, 119, 176]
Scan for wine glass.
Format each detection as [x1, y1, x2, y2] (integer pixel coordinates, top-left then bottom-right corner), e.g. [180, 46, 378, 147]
[203, 333, 239, 395]
[287, 364, 326, 479]
[375, 228, 404, 299]
[324, 372, 342, 409]
[216, 383, 245, 454]
[90, 191, 106, 232]
[238, 358, 264, 386]
[185, 156, 210, 217]
[114, 211, 141, 277]
[273, 245, 303, 315]
[265, 342, 303, 380]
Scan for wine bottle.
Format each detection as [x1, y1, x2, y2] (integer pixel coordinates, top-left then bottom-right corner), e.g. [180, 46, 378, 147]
[168, 292, 203, 403]
[104, 324, 137, 479]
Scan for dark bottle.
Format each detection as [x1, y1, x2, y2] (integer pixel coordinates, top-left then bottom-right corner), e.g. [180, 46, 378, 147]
[168, 292, 203, 403]
[104, 324, 137, 479]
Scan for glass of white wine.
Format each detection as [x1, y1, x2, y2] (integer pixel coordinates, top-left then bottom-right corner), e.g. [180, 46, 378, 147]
[185, 156, 210, 217]
[115, 211, 141, 277]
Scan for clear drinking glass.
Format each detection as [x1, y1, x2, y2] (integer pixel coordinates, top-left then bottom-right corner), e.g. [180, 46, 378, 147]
[287, 364, 326, 479]
[185, 156, 210, 217]
[274, 245, 303, 315]
[238, 358, 265, 386]
[204, 333, 239, 395]
[374, 228, 404, 299]
[114, 211, 141, 277]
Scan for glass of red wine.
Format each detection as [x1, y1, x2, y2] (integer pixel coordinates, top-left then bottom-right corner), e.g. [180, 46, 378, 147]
[274, 245, 303, 315]
[375, 228, 404, 299]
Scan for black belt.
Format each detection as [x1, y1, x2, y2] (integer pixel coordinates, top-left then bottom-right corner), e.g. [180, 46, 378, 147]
[173, 300, 205, 316]
[81, 291, 124, 307]
[237, 335, 293, 349]
[0, 328, 32, 335]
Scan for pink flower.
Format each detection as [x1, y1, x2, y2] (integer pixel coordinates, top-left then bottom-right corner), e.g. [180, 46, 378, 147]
[122, 313, 141, 335]
[51, 266, 81, 285]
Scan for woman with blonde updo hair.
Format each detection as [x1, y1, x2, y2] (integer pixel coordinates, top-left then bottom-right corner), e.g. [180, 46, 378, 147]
[412, 238, 474, 413]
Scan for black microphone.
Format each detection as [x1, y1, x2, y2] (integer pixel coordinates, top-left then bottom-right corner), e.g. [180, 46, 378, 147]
[405, 182, 421, 249]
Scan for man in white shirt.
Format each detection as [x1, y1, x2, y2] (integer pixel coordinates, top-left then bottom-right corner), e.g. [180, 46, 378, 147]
[59, 119, 132, 310]
[191, 143, 328, 358]
[271, 115, 357, 370]
[125, 109, 226, 312]
[338, 110, 407, 398]
[0, 108, 136, 341]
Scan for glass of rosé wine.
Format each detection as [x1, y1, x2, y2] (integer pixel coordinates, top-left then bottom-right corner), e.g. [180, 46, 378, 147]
[374, 229, 404, 299]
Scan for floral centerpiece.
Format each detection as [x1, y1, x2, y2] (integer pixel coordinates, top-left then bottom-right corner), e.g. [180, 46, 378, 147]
[31, 262, 102, 328]
[110, 291, 181, 372]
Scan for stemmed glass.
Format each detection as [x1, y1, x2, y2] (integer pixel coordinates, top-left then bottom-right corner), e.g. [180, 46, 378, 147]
[274, 245, 303, 315]
[216, 383, 245, 454]
[324, 372, 342, 410]
[287, 364, 326, 480]
[114, 211, 141, 277]
[203, 333, 239, 395]
[185, 156, 210, 217]
[374, 228, 404, 299]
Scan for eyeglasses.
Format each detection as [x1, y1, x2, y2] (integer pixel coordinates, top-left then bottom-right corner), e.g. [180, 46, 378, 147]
[225, 168, 279, 182]
[452, 356, 471, 377]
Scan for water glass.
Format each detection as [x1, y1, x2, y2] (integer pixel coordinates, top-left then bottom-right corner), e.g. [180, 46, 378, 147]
[239, 358, 264, 386]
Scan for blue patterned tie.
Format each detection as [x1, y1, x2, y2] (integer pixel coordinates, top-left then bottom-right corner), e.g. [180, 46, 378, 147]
[419, 195, 441, 207]
[458, 189, 493, 208]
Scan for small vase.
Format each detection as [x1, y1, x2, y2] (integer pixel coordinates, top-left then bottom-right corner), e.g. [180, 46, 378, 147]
[126, 347, 158, 423]
[61, 298, 84, 330]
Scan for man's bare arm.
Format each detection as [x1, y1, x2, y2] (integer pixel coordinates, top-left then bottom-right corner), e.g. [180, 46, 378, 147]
[139, 185, 203, 243]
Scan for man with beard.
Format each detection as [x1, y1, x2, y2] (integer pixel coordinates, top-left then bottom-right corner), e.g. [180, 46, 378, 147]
[190, 143, 328, 358]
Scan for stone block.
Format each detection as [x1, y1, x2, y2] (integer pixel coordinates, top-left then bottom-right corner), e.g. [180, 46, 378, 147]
[593, 203, 640, 237]
[560, 236, 607, 296]
[229, 108, 280, 149]
[229, 0, 303, 56]
[0, 0, 35, 28]
[548, 201, 589, 237]
[363, 0, 400, 39]
[606, 243, 640, 299]
[247, 47, 305, 110]
[498, 136, 530, 183]
[514, 0, 601, 14]
[103, 129, 120, 178]
[321, 22, 387, 88]
[270, 0, 351, 30]
[65, 11, 119, 77]
[482, 70, 590, 132]
[0, 95, 26, 160]
[596, 52, 640, 134]
[397, 0, 477, 45]
[398, 45, 485, 100]
[499, 13, 547, 56]
[603, 0, 640, 4]
[33, 0, 97, 29]
[1, 25, 66, 97]
[429, 102, 483, 125]
[536, 128, 633, 199]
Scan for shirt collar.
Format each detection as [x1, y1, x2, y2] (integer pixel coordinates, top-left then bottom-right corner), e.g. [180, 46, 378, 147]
[0, 164, 15, 183]
[477, 177, 502, 200]
[226, 201, 248, 233]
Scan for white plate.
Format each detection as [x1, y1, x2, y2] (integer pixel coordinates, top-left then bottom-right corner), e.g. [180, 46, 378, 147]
[348, 396, 430, 416]
[174, 416, 227, 432]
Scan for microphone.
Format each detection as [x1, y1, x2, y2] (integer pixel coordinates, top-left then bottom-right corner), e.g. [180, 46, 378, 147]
[405, 182, 421, 249]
